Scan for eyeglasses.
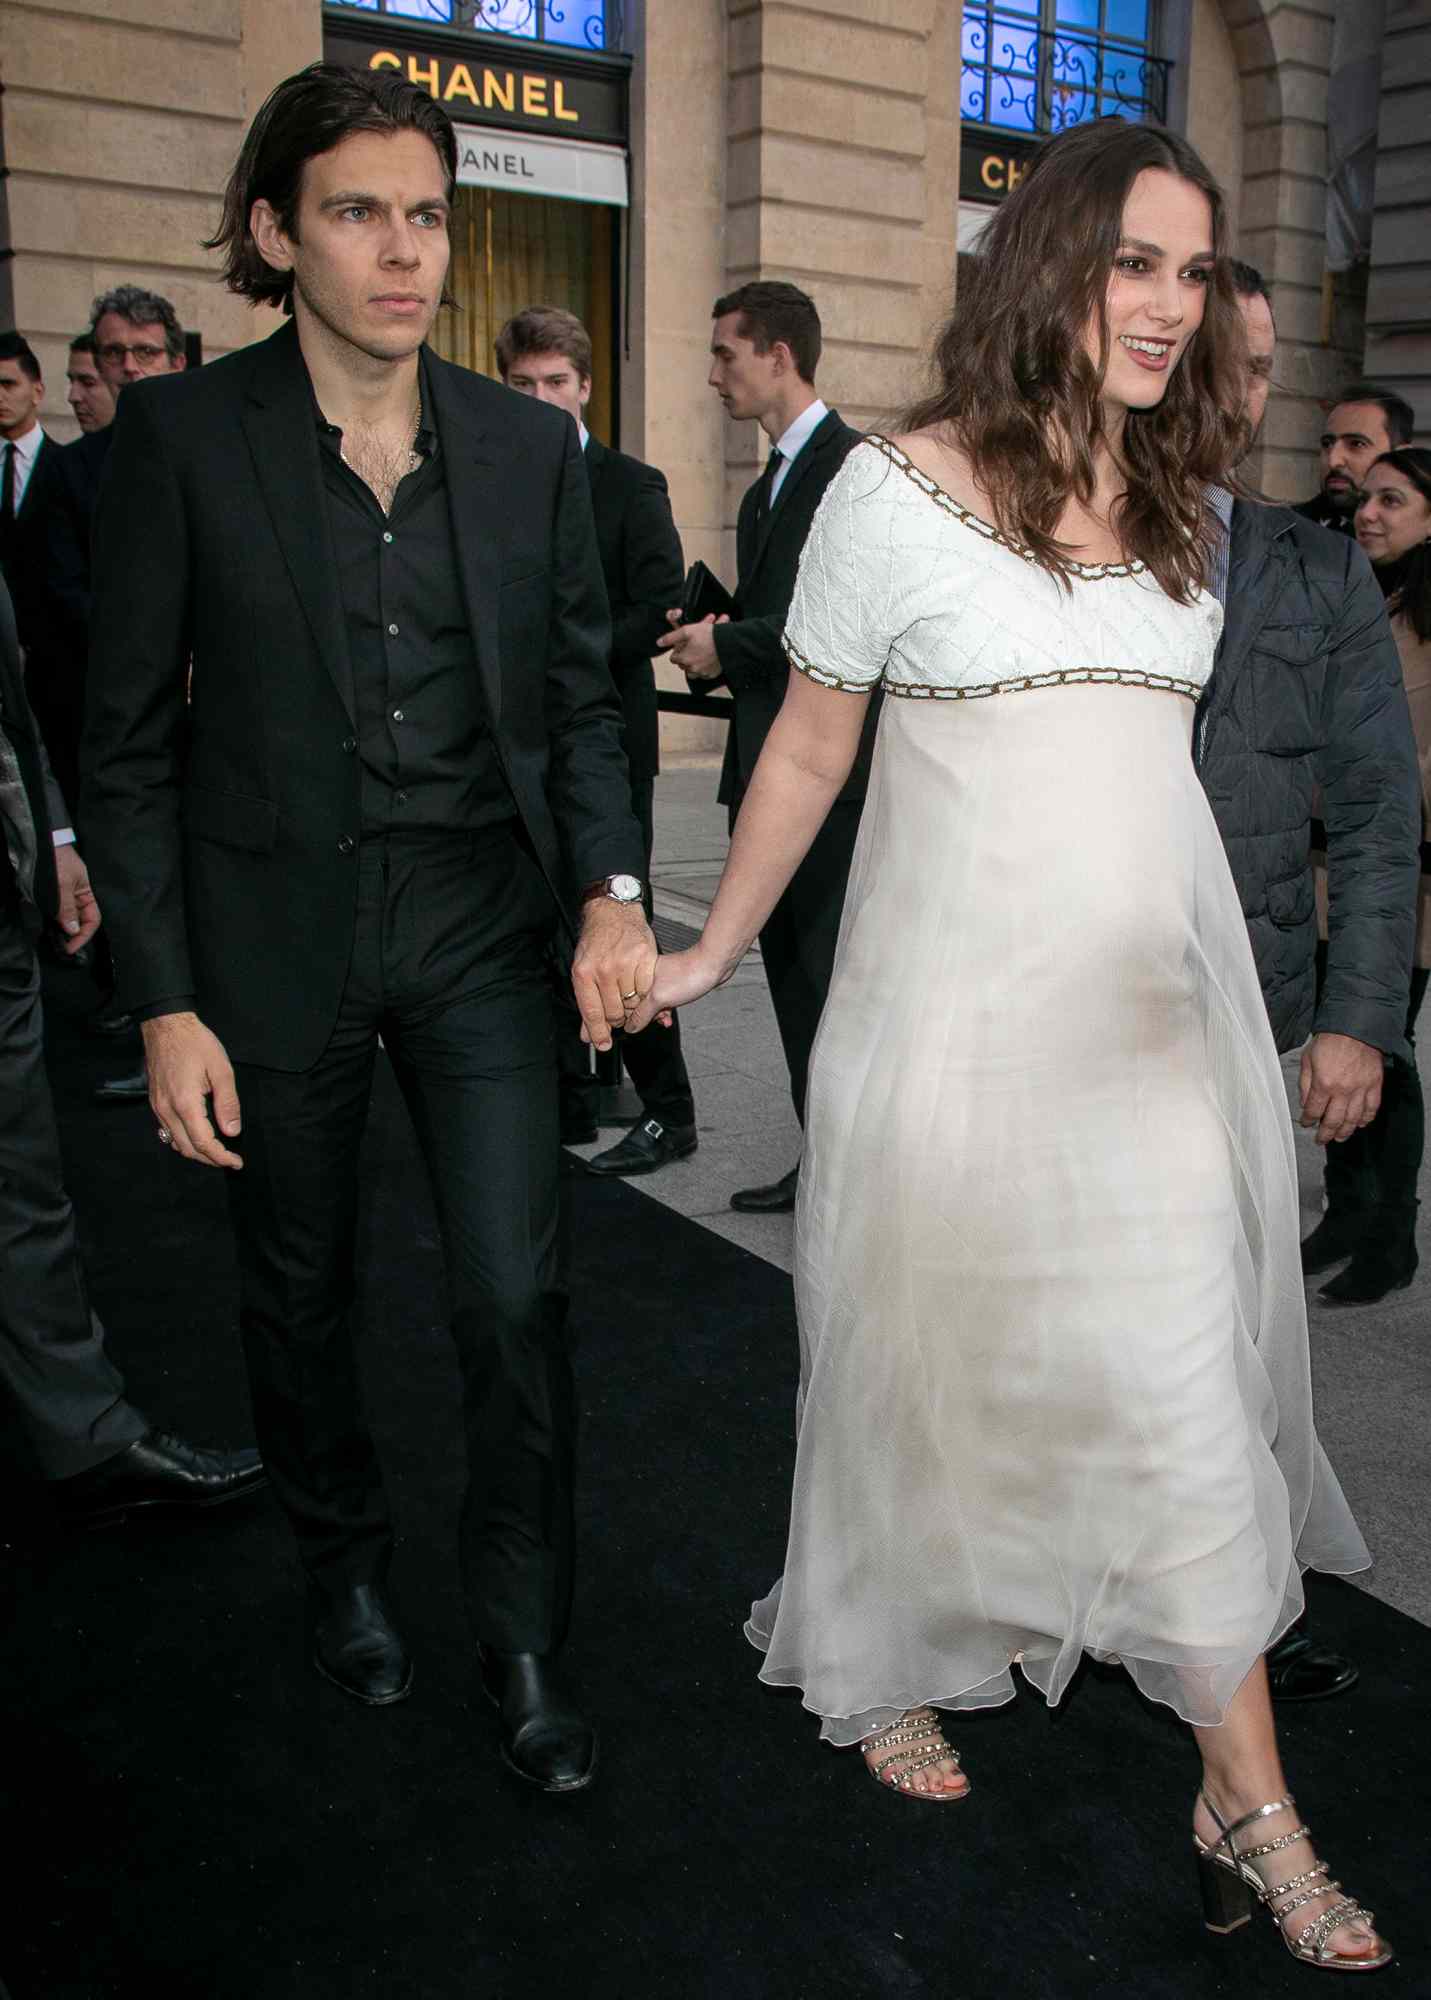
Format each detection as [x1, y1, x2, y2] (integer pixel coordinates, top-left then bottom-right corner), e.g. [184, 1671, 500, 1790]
[97, 342, 170, 366]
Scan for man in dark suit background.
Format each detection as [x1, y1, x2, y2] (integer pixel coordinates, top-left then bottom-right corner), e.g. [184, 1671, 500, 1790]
[23, 289, 185, 818]
[0, 333, 56, 622]
[83, 65, 653, 1793]
[64, 333, 116, 437]
[496, 305, 698, 1177]
[1292, 382, 1413, 536]
[660, 282, 871, 1212]
[0, 574, 264, 1520]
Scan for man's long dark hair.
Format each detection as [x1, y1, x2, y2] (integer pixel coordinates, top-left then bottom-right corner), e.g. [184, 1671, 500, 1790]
[1367, 447, 1431, 644]
[903, 118, 1246, 602]
[205, 62, 458, 313]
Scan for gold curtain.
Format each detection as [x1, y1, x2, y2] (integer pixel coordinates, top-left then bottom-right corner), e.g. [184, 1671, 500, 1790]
[429, 188, 615, 444]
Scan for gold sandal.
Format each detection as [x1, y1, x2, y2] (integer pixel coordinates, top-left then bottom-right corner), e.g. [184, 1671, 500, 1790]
[1194, 1792, 1393, 1973]
[860, 1706, 969, 1802]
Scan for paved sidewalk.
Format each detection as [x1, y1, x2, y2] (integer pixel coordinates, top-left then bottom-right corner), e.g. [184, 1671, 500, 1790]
[565, 760, 803, 1269]
[570, 759, 1431, 1630]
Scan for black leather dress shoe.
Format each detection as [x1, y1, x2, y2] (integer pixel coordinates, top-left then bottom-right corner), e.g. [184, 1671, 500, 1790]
[730, 1163, 799, 1213]
[93, 1067, 149, 1104]
[480, 1649, 597, 1793]
[1266, 1626, 1359, 1702]
[311, 1584, 413, 1706]
[53, 1428, 267, 1528]
[584, 1115, 697, 1177]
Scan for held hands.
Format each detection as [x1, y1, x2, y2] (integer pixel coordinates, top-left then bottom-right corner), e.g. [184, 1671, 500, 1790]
[1298, 1032, 1384, 1146]
[571, 901, 661, 1051]
[142, 1011, 244, 1169]
[658, 609, 729, 681]
[622, 945, 731, 1036]
[52, 846, 101, 954]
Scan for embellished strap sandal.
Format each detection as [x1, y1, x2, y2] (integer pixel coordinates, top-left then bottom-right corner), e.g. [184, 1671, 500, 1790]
[1194, 1793, 1393, 1973]
[860, 1706, 969, 1802]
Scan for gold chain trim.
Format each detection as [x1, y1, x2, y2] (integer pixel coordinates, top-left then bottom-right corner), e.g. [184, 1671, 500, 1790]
[864, 433, 1146, 580]
[785, 638, 1199, 704]
[883, 665, 1201, 702]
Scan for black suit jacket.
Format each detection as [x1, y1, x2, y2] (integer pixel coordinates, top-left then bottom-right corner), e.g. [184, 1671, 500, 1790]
[19, 426, 111, 666]
[81, 322, 643, 1073]
[584, 435, 683, 787]
[0, 575, 64, 917]
[705, 409, 872, 806]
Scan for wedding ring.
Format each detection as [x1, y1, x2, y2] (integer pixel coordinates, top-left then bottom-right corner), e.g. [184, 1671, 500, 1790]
[157, 1127, 172, 1146]
[620, 990, 640, 1003]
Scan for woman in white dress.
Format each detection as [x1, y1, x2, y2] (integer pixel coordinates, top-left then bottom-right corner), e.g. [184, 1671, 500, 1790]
[624, 120, 1390, 1971]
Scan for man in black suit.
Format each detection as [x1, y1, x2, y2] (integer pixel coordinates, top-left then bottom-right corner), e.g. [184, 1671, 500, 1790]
[497, 304, 697, 1176]
[1292, 382, 1413, 536]
[22, 291, 185, 818]
[0, 575, 264, 1520]
[660, 282, 871, 1212]
[0, 333, 56, 618]
[83, 65, 652, 1793]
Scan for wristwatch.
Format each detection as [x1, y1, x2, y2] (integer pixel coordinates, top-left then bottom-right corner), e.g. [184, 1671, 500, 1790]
[580, 873, 644, 907]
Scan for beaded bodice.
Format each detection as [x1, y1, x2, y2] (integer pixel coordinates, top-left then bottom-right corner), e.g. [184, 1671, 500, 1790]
[783, 435, 1222, 703]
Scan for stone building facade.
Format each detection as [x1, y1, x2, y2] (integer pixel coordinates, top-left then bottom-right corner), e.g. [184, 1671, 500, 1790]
[1, 1, 1421, 758]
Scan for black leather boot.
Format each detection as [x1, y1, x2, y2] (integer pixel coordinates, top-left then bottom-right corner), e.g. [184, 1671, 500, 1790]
[1299, 1209, 1367, 1275]
[310, 1583, 413, 1706]
[479, 1649, 597, 1793]
[1320, 1204, 1419, 1306]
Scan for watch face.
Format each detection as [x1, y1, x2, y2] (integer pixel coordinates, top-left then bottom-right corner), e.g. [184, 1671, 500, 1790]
[609, 874, 643, 903]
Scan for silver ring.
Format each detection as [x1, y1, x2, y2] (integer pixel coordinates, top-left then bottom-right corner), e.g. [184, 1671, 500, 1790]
[157, 1127, 172, 1146]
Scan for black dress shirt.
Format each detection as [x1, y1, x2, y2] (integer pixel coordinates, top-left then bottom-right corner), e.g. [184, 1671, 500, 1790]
[315, 372, 513, 839]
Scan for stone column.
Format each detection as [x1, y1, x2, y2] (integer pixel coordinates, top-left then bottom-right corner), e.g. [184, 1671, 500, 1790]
[1364, 0, 1431, 440]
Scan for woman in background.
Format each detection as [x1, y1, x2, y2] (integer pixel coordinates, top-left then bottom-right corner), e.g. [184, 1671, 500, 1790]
[1306, 446, 1431, 1305]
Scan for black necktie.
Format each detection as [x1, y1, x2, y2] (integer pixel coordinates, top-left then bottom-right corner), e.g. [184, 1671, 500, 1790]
[755, 447, 783, 526]
[0, 443, 16, 572]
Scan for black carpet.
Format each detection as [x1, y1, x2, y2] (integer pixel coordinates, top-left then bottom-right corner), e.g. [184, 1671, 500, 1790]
[5, 985, 1428, 1999]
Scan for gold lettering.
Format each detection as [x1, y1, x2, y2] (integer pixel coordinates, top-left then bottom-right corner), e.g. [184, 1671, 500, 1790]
[484, 69, 515, 113]
[407, 56, 440, 96]
[443, 62, 479, 106]
[1007, 157, 1025, 190]
[522, 75, 549, 118]
[553, 80, 578, 124]
[980, 154, 1005, 191]
[368, 50, 402, 72]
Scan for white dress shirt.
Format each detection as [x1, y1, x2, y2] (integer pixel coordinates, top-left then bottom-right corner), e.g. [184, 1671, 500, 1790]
[4, 421, 47, 511]
[768, 398, 829, 505]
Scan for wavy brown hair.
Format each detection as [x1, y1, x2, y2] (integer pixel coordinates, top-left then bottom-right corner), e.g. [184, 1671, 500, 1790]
[904, 119, 1245, 601]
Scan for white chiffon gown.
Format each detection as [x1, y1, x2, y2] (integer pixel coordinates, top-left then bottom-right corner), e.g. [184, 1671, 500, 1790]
[745, 437, 1370, 1744]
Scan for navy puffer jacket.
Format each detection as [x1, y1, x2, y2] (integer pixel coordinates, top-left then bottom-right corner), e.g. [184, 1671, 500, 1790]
[1196, 500, 1421, 1061]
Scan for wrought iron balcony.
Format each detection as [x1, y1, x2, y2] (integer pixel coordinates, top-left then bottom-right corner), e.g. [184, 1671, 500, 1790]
[962, 13, 1171, 134]
[327, 0, 624, 54]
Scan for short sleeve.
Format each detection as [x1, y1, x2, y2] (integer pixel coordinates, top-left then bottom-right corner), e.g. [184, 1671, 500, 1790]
[783, 441, 900, 693]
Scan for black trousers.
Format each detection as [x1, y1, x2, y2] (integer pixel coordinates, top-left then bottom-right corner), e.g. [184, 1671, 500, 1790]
[738, 794, 863, 1126]
[226, 828, 574, 1654]
[557, 773, 695, 1128]
[1319, 943, 1428, 1222]
[0, 869, 145, 1477]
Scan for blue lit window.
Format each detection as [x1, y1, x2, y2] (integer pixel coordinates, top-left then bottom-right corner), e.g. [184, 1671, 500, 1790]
[325, 1, 621, 49]
[962, 1, 1165, 135]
